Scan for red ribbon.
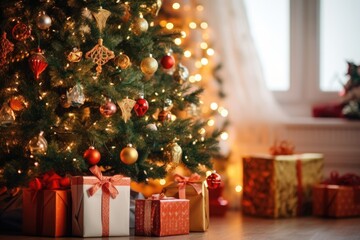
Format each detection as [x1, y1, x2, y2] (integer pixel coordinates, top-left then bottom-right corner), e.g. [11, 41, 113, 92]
[269, 140, 295, 156]
[174, 173, 202, 199]
[322, 171, 360, 186]
[87, 165, 123, 236]
[296, 160, 303, 215]
[28, 170, 70, 190]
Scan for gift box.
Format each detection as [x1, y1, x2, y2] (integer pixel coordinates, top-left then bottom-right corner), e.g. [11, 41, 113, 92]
[313, 172, 360, 217]
[242, 153, 323, 218]
[23, 189, 71, 237]
[135, 195, 189, 236]
[22, 171, 72, 237]
[163, 174, 209, 231]
[71, 165, 130, 237]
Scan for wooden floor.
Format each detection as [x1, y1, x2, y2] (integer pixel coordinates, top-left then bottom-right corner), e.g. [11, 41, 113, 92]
[1, 211, 360, 240]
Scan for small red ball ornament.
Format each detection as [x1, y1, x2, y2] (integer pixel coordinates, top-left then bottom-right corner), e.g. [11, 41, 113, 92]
[28, 48, 48, 80]
[206, 171, 222, 189]
[83, 146, 101, 165]
[160, 54, 175, 69]
[100, 100, 117, 117]
[158, 109, 171, 122]
[133, 97, 149, 117]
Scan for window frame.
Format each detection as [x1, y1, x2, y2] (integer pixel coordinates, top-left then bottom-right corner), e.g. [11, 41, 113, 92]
[273, 0, 339, 117]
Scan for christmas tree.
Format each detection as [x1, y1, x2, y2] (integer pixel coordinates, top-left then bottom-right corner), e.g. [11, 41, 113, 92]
[0, 0, 219, 189]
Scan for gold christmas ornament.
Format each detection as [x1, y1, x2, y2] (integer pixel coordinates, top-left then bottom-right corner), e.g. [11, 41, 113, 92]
[92, 7, 111, 33]
[140, 55, 158, 75]
[131, 17, 149, 36]
[0, 103, 16, 126]
[117, 98, 136, 123]
[120, 144, 138, 165]
[28, 131, 48, 155]
[36, 11, 52, 30]
[67, 48, 83, 62]
[85, 38, 115, 74]
[165, 140, 182, 164]
[114, 53, 131, 69]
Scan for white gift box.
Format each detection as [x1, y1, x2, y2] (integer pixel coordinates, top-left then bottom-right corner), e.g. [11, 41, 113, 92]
[71, 168, 130, 237]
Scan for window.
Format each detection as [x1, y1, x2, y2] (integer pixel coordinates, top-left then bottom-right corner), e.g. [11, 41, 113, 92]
[244, 0, 360, 116]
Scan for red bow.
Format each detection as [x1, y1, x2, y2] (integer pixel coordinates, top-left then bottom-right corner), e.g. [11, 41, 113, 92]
[29, 170, 70, 190]
[87, 165, 122, 199]
[269, 140, 295, 156]
[174, 173, 202, 199]
[322, 171, 360, 186]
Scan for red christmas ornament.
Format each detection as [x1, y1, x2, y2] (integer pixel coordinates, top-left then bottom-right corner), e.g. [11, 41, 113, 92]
[99, 100, 117, 117]
[12, 22, 31, 41]
[28, 48, 48, 80]
[133, 97, 149, 117]
[83, 146, 101, 165]
[158, 109, 171, 122]
[206, 171, 222, 189]
[0, 32, 14, 66]
[160, 54, 175, 69]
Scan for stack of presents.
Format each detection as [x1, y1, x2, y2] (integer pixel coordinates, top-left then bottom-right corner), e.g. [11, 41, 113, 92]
[242, 141, 360, 218]
[19, 165, 210, 237]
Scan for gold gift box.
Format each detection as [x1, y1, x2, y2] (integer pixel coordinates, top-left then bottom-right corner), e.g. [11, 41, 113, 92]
[242, 153, 323, 218]
[163, 181, 209, 231]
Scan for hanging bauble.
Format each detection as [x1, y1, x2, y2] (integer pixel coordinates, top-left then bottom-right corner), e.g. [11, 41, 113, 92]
[83, 146, 101, 165]
[206, 171, 222, 189]
[149, 0, 163, 16]
[92, 7, 111, 33]
[165, 141, 182, 164]
[146, 123, 158, 131]
[133, 97, 149, 117]
[131, 16, 149, 36]
[120, 3, 131, 22]
[28, 131, 48, 155]
[66, 83, 85, 107]
[114, 53, 131, 69]
[0, 32, 14, 66]
[9, 95, 26, 111]
[67, 48, 83, 62]
[99, 99, 117, 117]
[85, 38, 115, 74]
[158, 109, 171, 122]
[0, 103, 16, 126]
[161, 54, 175, 69]
[173, 63, 189, 83]
[12, 22, 31, 41]
[117, 98, 136, 123]
[140, 55, 158, 75]
[59, 94, 71, 108]
[28, 48, 48, 80]
[36, 11, 52, 30]
[120, 144, 138, 165]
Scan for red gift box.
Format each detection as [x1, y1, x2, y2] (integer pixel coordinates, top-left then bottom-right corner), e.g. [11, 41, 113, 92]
[135, 195, 189, 237]
[22, 171, 71, 237]
[22, 189, 71, 236]
[313, 172, 360, 217]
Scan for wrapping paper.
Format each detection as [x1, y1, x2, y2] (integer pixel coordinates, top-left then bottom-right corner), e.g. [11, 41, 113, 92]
[164, 178, 209, 231]
[135, 197, 189, 236]
[242, 153, 323, 218]
[71, 170, 130, 237]
[313, 184, 360, 217]
[22, 189, 71, 237]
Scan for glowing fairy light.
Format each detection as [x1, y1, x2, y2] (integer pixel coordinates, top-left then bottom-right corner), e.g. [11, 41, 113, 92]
[166, 22, 174, 30]
[201, 58, 208, 65]
[200, 22, 208, 29]
[207, 48, 215, 56]
[159, 179, 166, 185]
[200, 42, 208, 49]
[235, 185, 243, 192]
[174, 38, 182, 45]
[207, 119, 215, 126]
[220, 132, 229, 140]
[189, 22, 197, 29]
[210, 102, 218, 110]
[172, 2, 180, 9]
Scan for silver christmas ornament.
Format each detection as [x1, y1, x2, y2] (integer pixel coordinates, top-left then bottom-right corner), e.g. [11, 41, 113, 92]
[0, 103, 16, 126]
[36, 11, 52, 30]
[67, 83, 85, 107]
[173, 63, 189, 83]
[28, 131, 48, 155]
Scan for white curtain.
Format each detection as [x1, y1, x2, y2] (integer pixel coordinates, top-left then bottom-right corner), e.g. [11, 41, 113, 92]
[199, 0, 288, 207]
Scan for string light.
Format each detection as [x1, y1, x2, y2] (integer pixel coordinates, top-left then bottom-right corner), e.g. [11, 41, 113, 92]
[207, 119, 215, 126]
[189, 22, 197, 29]
[172, 2, 180, 9]
[201, 58, 209, 65]
[220, 132, 229, 140]
[174, 38, 182, 45]
[235, 185, 243, 193]
[200, 22, 208, 29]
[196, 5, 204, 11]
[159, 179, 166, 185]
[210, 102, 218, 110]
[166, 22, 174, 30]
[207, 48, 215, 56]
[200, 42, 208, 49]
[184, 50, 191, 58]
